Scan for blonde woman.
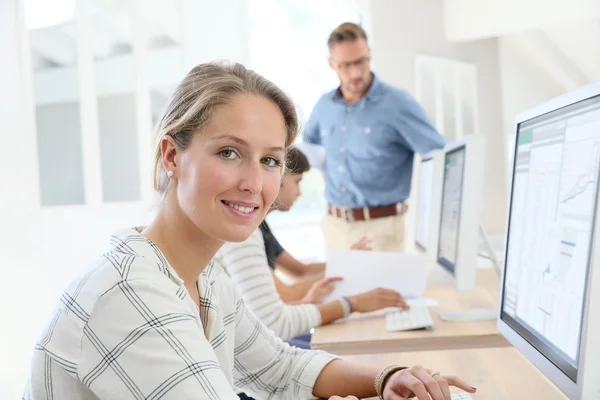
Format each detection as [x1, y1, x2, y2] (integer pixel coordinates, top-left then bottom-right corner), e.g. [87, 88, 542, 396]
[24, 62, 475, 400]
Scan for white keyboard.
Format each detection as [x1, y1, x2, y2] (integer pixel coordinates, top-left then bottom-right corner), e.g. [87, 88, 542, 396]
[451, 393, 473, 400]
[385, 305, 434, 332]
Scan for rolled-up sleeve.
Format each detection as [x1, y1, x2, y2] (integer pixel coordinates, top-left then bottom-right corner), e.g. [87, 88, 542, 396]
[232, 291, 338, 399]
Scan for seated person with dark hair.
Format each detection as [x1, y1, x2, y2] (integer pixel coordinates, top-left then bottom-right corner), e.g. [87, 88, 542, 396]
[216, 147, 408, 350]
[261, 147, 372, 304]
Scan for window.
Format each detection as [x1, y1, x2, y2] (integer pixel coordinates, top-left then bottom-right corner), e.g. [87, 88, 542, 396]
[414, 55, 479, 141]
[248, 0, 366, 259]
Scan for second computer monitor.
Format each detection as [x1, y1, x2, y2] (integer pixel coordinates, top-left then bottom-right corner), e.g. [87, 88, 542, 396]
[415, 155, 434, 251]
[436, 135, 484, 291]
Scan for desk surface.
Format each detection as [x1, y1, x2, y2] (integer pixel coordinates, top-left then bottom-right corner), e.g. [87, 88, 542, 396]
[342, 347, 568, 400]
[311, 269, 509, 355]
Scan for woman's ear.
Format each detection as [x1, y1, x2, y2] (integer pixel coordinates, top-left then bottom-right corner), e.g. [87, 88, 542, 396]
[161, 135, 178, 179]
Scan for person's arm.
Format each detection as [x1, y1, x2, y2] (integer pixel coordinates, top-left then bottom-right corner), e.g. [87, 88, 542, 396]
[297, 97, 326, 171]
[230, 280, 476, 400]
[219, 231, 409, 339]
[276, 250, 326, 277]
[395, 89, 446, 154]
[230, 285, 338, 399]
[302, 97, 323, 145]
[271, 270, 322, 302]
[313, 360, 476, 400]
[78, 278, 239, 399]
[218, 231, 323, 340]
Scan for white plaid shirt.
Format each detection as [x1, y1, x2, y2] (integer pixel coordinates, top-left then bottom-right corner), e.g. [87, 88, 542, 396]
[24, 228, 337, 399]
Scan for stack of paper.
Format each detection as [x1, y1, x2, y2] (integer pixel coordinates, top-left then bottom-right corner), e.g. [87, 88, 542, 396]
[324, 250, 429, 301]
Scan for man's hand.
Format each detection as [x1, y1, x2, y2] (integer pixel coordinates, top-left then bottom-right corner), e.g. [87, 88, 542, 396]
[350, 236, 372, 251]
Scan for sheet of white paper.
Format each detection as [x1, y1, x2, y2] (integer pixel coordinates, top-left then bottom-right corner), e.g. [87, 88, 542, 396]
[295, 142, 325, 171]
[324, 250, 429, 301]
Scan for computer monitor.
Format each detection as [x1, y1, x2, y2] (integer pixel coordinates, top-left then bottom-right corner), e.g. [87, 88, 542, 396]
[498, 82, 600, 399]
[414, 151, 444, 262]
[435, 135, 485, 291]
[415, 155, 434, 251]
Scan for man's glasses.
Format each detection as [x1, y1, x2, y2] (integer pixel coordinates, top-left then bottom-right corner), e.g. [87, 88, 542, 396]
[334, 56, 371, 72]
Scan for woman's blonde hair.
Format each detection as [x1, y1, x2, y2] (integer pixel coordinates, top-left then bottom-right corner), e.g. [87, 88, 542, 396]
[152, 61, 299, 193]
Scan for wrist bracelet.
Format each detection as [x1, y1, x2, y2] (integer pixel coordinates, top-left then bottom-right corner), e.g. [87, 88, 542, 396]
[339, 297, 352, 318]
[342, 296, 354, 313]
[374, 365, 407, 399]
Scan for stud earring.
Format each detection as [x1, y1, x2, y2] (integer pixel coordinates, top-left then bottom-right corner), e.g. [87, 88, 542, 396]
[167, 170, 174, 178]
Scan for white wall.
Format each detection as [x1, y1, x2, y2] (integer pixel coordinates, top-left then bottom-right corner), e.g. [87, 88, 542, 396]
[368, 0, 508, 234]
[499, 35, 566, 162]
[442, 0, 600, 41]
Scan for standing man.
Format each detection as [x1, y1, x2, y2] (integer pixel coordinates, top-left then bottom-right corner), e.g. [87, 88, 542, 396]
[301, 22, 445, 252]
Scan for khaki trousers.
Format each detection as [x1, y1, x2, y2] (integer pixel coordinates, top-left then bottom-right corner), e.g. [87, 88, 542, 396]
[321, 213, 405, 253]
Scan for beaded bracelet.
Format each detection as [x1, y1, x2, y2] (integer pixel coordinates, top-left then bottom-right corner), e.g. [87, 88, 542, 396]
[374, 365, 408, 399]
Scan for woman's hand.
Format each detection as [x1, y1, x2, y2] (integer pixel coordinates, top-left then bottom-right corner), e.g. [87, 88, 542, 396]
[328, 397, 358, 400]
[302, 276, 344, 304]
[383, 365, 476, 400]
[348, 287, 409, 313]
[350, 236, 372, 251]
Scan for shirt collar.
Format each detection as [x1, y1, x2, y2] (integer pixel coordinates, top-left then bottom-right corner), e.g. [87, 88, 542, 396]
[109, 227, 221, 286]
[331, 72, 382, 103]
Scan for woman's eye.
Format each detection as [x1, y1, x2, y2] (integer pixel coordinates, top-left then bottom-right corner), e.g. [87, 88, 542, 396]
[219, 149, 237, 160]
[263, 157, 281, 168]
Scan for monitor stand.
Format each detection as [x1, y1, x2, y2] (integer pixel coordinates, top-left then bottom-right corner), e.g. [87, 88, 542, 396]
[478, 223, 502, 276]
[437, 307, 497, 322]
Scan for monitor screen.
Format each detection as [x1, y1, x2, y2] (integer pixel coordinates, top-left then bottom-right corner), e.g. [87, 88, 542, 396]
[416, 157, 434, 250]
[501, 94, 600, 382]
[437, 146, 466, 272]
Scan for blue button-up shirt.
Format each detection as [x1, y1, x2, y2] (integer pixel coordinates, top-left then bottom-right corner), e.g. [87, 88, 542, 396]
[303, 74, 445, 209]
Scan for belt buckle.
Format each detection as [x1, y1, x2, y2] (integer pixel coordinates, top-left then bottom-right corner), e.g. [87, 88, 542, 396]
[363, 206, 371, 221]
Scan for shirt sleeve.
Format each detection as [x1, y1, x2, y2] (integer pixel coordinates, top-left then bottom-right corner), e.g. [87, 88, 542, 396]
[218, 230, 322, 341]
[302, 98, 323, 145]
[394, 89, 446, 154]
[77, 278, 240, 400]
[271, 234, 285, 258]
[231, 288, 338, 399]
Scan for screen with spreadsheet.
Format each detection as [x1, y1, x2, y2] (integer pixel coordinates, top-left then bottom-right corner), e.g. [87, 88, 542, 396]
[437, 146, 465, 273]
[501, 94, 600, 381]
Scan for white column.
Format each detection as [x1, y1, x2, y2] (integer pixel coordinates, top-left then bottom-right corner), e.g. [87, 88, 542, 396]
[76, 0, 102, 205]
[0, 0, 40, 215]
[0, 2, 42, 398]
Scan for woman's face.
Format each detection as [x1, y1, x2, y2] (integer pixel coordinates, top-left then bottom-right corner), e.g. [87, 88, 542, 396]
[164, 93, 287, 243]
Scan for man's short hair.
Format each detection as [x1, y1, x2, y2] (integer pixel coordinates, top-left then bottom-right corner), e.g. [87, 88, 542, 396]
[327, 22, 368, 51]
[286, 147, 311, 174]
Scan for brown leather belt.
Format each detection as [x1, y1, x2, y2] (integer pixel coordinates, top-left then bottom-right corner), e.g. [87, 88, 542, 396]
[327, 203, 408, 222]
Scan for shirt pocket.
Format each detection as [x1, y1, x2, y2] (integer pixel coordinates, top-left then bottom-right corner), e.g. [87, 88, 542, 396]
[322, 124, 344, 148]
[354, 121, 397, 158]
